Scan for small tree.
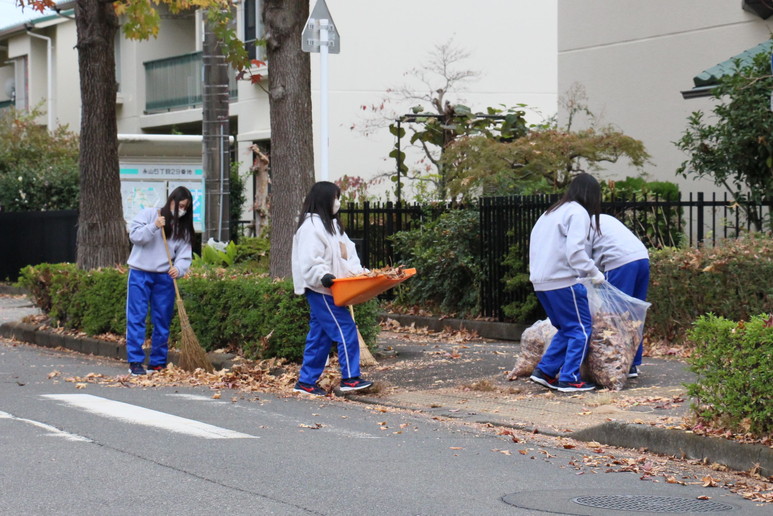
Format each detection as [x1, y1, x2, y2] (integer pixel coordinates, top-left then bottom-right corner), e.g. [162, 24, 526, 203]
[676, 45, 773, 230]
[0, 107, 79, 211]
[441, 87, 650, 200]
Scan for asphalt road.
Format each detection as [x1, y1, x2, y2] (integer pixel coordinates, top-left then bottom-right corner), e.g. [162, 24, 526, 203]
[1, 339, 768, 516]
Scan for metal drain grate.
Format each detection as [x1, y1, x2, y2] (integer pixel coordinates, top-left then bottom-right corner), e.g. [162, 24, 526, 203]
[571, 494, 735, 513]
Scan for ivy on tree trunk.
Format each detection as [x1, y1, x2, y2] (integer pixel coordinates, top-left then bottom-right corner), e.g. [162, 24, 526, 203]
[74, 0, 129, 269]
[264, 0, 315, 278]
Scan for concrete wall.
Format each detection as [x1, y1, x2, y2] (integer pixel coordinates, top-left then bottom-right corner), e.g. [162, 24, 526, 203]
[557, 0, 773, 196]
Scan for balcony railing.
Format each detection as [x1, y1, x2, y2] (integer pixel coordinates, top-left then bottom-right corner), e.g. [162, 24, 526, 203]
[144, 51, 238, 113]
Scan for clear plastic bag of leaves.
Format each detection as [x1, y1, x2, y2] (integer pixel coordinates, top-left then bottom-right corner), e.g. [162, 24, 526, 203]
[579, 279, 651, 390]
[507, 319, 557, 380]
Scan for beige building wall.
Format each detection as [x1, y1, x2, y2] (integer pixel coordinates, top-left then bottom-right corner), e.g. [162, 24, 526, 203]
[557, 0, 773, 196]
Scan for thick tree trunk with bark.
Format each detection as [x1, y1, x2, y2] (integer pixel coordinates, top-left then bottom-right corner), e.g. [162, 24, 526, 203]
[263, 0, 315, 278]
[74, 0, 129, 269]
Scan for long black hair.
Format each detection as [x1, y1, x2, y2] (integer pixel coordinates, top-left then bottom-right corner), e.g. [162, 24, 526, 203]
[297, 181, 343, 236]
[546, 173, 601, 232]
[160, 186, 194, 243]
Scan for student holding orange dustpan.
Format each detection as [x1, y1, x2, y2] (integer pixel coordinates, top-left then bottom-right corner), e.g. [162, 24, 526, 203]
[291, 181, 374, 396]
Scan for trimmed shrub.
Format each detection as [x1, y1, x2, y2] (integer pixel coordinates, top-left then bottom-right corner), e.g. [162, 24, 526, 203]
[646, 235, 773, 343]
[16, 264, 380, 363]
[390, 209, 484, 316]
[686, 313, 773, 436]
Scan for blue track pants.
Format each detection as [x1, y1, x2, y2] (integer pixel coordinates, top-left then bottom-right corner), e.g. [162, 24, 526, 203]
[605, 258, 650, 367]
[126, 269, 176, 366]
[535, 283, 592, 383]
[299, 290, 360, 385]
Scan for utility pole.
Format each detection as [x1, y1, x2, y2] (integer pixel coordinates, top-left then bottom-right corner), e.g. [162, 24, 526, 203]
[202, 13, 230, 242]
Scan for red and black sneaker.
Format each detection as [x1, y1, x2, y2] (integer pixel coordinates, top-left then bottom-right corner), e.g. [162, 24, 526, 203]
[293, 382, 327, 396]
[556, 380, 596, 393]
[148, 364, 167, 373]
[339, 377, 373, 392]
[529, 368, 558, 390]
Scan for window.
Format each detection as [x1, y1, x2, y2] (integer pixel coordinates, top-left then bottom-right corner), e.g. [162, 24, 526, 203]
[244, 0, 265, 61]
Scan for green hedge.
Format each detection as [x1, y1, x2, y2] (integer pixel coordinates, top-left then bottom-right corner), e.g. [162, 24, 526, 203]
[646, 235, 773, 343]
[16, 264, 379, 363]
[686, 313, 773, 436]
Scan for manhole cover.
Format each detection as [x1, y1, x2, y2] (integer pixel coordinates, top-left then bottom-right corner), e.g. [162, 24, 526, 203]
[571, 494, 735, 513]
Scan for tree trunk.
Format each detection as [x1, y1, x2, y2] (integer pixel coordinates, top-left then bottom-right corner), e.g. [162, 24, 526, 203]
[74, 0, 129, 269]
[203, 16, 230, 243]
[264, 0, 315, 278]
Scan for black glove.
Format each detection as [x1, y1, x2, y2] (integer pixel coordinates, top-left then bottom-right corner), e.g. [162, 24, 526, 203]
[321, 273, 336, 288]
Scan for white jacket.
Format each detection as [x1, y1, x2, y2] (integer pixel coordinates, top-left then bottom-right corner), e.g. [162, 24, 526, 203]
[127, 208, 192, 276]
[291, 214, 366, 295]
[529, 201, 601, 291]
[591, 214, 649, 272]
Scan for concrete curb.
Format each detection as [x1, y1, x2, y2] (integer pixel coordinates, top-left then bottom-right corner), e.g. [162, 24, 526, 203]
[380, 313, 527, 341]
[572, 421, 773, 478]
[0, 321, 234, 371]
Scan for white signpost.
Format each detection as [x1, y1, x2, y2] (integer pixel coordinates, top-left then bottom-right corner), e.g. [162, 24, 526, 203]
[302, 0, 339, 181]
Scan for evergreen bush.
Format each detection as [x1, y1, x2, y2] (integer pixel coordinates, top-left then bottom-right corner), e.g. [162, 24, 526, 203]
[646, 235, 773, 343]
[17, 264, 380, 362]
[686, 313, 773, 436]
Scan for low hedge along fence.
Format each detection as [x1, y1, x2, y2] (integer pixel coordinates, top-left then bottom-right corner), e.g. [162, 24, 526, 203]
[16, 264, 380, 363]
[646, 234, 773, 343]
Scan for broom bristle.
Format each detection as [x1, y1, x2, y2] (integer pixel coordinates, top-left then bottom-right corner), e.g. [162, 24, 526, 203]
[176, 298, 214, 373]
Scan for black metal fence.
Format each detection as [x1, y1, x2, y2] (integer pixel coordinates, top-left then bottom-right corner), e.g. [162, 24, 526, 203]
[0, 210, 78, 281]
[344, 194, 772, 320]
[3, 194, 770, 318]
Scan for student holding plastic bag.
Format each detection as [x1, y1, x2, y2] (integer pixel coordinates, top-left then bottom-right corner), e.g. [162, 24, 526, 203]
[528, 173, 604, 393]
[591, 214, 650, 378]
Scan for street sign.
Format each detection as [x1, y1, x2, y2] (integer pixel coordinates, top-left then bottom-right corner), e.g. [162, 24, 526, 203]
[302, 0, 340, 54]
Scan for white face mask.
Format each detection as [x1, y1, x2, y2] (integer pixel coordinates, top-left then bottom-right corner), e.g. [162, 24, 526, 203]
[332, 199, 341, 215]
[178, 209, 187, 217]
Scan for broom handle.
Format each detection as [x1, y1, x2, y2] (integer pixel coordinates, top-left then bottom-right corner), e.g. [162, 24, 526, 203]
[159, 221, 183, 302]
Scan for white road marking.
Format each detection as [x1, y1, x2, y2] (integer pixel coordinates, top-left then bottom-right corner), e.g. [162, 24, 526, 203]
[165, 393, 381, 439]
[41, 394, 257, 439]
[0, 410, 92, 442]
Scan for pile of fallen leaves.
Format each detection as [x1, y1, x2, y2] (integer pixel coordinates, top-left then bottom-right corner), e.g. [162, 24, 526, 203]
[49, 359, 304, 395]
[360, 266, 411, 279]
[380, 318, 482, 344]
[583, 312, 641, 391]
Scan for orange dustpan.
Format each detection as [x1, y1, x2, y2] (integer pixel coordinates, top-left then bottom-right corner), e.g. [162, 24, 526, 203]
[331, 268, 416, 307]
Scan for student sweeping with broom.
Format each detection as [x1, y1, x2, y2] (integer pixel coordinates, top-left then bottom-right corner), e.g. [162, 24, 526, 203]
[291, 181, 373, 396]
[125, 186, 193, 376]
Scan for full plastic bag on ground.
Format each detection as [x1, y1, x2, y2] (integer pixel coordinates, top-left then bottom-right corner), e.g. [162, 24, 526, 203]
[579, 279, 651, 391]
[507, 319, 557, 380]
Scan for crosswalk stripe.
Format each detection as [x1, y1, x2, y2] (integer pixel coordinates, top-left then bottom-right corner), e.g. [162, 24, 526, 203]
[0, 410, 92, 442]
[41, 394, 258, 439]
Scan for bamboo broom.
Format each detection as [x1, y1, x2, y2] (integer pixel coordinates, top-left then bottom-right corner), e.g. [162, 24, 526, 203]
[349, 305, 377, 367]
[161, 228, 214, 373]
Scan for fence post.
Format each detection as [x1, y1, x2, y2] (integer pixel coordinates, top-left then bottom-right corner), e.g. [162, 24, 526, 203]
[697, 192, 704, 244]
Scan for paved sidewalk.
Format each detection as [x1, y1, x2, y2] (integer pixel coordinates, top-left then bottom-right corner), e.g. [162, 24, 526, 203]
[1, 290, 771, 478]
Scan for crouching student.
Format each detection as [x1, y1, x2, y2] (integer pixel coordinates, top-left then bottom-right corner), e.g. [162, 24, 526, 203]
[528, 173, 604, 393]
[591, 213, 650, 378]
[291, 181, 373, 396]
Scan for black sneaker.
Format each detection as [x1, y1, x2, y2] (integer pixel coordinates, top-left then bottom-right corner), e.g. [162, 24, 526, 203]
[339, 377, 373, 392]
[148, 364, 167, 373]
[627, 365, 639, 378]
[529, 368, 558, 390]
[129, 362, 147, 376]
[556, 380, 596, 393]
[293, 382, 327, 396]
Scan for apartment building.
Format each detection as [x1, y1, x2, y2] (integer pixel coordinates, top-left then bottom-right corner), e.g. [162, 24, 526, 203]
[0, 1, 558, 227]
[557, 0, 773, 196]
